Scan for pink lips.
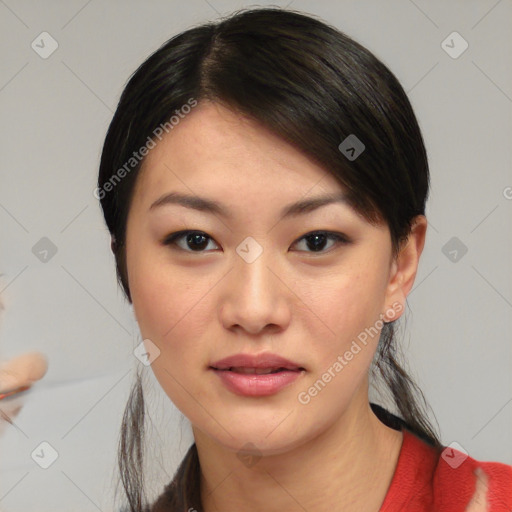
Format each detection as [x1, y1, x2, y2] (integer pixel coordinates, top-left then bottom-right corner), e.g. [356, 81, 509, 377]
[210, 352, 306, 397]
[211, 352, 304, 371]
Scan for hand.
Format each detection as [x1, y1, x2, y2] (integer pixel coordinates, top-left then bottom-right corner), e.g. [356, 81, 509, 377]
[0, 352, 47, 437]
[465, 467, 489, 512]
[0, 352, 48, 398]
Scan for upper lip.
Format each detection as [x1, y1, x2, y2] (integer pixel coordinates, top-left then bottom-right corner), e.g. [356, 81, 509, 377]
[210, 353, 305, 371]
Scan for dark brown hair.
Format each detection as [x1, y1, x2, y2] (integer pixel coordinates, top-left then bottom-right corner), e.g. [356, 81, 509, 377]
[98, 7, 440, 511]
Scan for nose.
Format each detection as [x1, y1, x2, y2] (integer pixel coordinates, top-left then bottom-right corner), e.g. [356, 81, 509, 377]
[219, 246, 291, 336]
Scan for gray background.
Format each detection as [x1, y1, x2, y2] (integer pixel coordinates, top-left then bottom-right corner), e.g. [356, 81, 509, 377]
[0, 0, 511, 510]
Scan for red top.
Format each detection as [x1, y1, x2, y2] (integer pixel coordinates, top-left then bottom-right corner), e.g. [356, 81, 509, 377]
[380, 429, 512, 511]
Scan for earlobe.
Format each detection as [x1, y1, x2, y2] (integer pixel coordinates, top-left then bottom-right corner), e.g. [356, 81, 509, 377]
[383, 215, 427, 321]
[111, 235, 117, 254]
[382, 297, 404, 322]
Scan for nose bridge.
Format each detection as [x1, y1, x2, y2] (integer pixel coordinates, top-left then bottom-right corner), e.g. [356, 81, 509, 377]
[221, 235, 289, 333]
[234, 235, 277, 299]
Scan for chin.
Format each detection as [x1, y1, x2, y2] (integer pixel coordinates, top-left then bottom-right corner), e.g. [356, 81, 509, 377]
[195, 415, 310, 457]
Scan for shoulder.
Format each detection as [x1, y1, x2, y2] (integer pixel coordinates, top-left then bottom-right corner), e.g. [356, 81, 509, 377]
[432, 442, 512, 511]
[381, 429, 512, 511]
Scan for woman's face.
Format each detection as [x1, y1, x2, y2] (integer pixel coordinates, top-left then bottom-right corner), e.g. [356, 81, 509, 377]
[125, 100, 406, 455]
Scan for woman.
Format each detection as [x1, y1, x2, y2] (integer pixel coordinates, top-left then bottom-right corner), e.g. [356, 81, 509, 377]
[97, 7, 512, 512]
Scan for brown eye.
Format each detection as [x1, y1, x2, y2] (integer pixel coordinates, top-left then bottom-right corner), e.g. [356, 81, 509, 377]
[292, 231, 350, 254]
[163, 230, 218, 252]
[162, 230, 350, 255]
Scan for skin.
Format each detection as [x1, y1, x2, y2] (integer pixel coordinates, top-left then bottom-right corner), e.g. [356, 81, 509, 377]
[125, 100, 429, 512]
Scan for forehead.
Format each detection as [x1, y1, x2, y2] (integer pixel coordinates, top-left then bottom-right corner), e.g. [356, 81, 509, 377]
[133, 101, 346, 207]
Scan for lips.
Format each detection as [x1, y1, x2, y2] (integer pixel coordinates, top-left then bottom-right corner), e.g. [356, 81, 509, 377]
[210, 353, 305, 373]
[210, 353, 306, 397]
[228, 367, 291, 375]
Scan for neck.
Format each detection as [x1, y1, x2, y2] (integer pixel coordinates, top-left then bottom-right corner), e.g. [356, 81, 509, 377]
[193, 389, 403, 512]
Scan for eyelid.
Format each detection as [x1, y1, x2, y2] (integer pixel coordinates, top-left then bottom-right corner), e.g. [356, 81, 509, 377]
[162, 229, 351, 254]
[162, 230, 220, 250]
[293, 230, 351, 245]
[291, 231, 351, 256]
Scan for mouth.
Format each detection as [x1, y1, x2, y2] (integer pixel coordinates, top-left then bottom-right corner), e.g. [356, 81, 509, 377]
[209, 365, 306, 397]
[210, 366, 305, 375]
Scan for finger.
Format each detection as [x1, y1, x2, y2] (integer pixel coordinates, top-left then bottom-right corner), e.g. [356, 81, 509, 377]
[465, 467, 489, 512]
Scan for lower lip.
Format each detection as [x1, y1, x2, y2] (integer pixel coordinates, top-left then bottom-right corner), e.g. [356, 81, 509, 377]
[210, 368, 304, 397]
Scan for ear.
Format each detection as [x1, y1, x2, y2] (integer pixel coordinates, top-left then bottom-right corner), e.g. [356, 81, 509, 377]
[110, 235, 117, 254]
[382, 215, 427, 322]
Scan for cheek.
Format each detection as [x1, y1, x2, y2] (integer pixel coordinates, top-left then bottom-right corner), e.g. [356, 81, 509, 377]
[128, 257, 212, 410]
[295, 270, 388, 407]
[308, 268, 386, 349]
[128, 252, 214, 357]
[293, 271, 386, 413]
[129, 265, 172, 342]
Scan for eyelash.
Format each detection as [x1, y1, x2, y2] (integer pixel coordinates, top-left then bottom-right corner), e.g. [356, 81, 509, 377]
[162, 230, 350, 255]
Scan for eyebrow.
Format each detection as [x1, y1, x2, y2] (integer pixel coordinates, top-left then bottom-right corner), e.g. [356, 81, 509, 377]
[149, 191, 350, 220]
